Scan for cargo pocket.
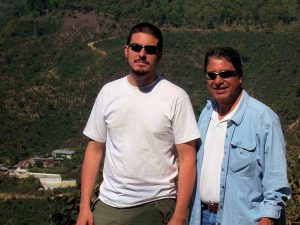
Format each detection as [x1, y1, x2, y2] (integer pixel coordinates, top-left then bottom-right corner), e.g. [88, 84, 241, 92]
[155, 199, 176, 224]
[229, 140, 256, 177]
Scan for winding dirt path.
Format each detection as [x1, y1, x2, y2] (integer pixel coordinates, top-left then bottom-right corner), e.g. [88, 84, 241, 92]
[287, 117, 300, 131]
[87, 36, 118, 57]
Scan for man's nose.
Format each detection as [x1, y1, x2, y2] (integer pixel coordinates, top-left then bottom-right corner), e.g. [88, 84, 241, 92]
[214, 75, 224, 84]
[138, 48, 146, 57]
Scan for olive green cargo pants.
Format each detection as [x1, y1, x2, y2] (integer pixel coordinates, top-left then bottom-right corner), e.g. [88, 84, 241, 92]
[93, 198, 176, 225]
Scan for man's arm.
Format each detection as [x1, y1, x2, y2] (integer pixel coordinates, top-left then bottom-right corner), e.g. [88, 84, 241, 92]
[168, 140, 197, 225]
[76, 140, 105, 225]
[259, 118, 291, 224]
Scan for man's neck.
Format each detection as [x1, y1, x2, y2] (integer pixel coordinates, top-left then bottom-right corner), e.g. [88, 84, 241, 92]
[127, 72, 157, 87]
[217, 91, 242, 120]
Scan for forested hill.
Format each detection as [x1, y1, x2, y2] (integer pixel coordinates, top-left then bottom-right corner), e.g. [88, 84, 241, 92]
[0, 0, 299, 223]
[0, 0, 299, 164]
[1, 0, 300, 28]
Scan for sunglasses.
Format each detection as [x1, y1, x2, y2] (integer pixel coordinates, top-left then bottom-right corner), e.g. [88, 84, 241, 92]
[128, 43, 159, 55]
[205, 70, 237, 80]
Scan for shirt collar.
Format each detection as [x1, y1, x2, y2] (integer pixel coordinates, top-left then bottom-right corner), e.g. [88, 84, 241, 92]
[206, 90, 249, 125]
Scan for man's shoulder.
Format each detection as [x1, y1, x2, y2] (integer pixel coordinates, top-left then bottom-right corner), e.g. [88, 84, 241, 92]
[245, 93, 279, 123]
[97, 76, 126, 94]
[198, 100, 213, 119]
[102, 76, 126, 89]
[158, 78, 188, 97]
[247, 95, 275, 114]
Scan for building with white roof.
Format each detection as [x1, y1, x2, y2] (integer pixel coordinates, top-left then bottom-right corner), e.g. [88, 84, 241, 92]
[52, 149, 76, 159]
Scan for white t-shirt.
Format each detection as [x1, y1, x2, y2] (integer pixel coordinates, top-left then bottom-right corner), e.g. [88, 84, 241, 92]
[83, 76, 200, 207]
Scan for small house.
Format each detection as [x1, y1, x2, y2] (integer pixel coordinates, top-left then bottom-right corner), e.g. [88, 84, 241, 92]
[52, 149, 76, 160]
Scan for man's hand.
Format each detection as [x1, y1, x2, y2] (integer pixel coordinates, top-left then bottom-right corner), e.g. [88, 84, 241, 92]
[76, 141, 105, 225]
[76, 207, 94, 225]
[167, 214, 186, 225]
[259, 217, 274, 225]
[168, 140, 197, 225]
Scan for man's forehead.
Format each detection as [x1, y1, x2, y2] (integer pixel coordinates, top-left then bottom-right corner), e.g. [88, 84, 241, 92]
[130, 32, 159, 44]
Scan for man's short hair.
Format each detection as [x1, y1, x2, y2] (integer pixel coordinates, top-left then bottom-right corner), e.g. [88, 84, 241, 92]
[126, 22, 163, 53]
[204, 47, 244, 77]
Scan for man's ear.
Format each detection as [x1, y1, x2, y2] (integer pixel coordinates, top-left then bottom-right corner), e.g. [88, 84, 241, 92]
[124, 45, 129, 58]
[239, 76, 244, 85]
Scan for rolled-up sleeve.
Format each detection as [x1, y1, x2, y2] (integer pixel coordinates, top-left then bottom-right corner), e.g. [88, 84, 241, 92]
[261, 117, 291, 218]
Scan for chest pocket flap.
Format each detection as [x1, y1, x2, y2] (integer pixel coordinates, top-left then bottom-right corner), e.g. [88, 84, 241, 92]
[231, 140, 256, 151]
[229, 139, 257, 175]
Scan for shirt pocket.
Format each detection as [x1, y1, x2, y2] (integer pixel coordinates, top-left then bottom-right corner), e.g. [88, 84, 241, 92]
[228, 140, 256, 177]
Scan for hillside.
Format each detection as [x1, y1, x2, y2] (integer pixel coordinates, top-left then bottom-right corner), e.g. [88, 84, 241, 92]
[1, 10, 299, 161]
[0, 3, 299, 224]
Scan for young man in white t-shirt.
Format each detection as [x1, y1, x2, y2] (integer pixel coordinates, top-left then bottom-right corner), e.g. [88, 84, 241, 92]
[76, 22, 200, 225]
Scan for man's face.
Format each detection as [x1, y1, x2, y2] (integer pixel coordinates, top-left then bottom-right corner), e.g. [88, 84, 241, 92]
[206, 57, 243, 106]
[124, 32, 161, 77]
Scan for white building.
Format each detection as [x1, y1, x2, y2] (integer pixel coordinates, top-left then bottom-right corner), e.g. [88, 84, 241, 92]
[12, 171, 76, 190]
[52, 149, 76, 159]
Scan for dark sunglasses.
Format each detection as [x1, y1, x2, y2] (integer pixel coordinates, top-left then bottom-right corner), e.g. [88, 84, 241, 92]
[128, 43, 159, 55]
[205, 70, 237, 80]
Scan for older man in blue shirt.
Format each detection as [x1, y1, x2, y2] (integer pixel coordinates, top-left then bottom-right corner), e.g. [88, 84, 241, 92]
[189, 47, 291, 225]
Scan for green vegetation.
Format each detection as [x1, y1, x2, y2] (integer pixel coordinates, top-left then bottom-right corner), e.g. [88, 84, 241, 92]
[0, 176, 53, 225]
[0, 176, 41, 194]
[0, 199, 52, 225]
[0, 176, 79, 224]
[2, 0, 299, 28]
[95, 0, 300, 29]
[0, 0, 299, 224]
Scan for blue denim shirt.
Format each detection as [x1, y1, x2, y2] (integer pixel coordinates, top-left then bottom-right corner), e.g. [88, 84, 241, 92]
[189, 90, 291, 225]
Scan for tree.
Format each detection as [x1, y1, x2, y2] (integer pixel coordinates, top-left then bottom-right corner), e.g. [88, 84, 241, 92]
[26, 0, 49, 37]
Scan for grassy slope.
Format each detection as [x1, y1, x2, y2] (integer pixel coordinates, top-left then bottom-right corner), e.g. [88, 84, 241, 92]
[0, 199, 52, 225]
